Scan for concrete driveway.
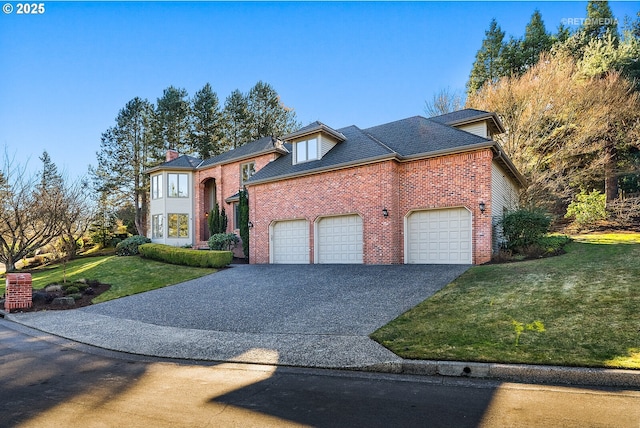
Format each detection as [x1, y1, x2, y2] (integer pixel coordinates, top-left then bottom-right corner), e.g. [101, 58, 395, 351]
[8, 264, 469, 369]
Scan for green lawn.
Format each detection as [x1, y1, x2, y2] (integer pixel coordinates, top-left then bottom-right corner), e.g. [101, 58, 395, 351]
[371, 233, 640, 369]
[1, 255, 217, 304]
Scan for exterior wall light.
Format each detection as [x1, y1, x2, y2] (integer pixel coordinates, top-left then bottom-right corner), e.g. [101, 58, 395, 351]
[382, 208, 389, 217]
[479, 202, 486, 213]
[248, 221, 254, 228]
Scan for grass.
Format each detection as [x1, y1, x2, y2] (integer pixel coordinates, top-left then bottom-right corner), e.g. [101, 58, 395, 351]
[371, 232, 640, 369]
[1, 255, 216, 304]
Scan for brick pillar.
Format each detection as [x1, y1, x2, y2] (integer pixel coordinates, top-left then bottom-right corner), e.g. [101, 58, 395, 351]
[4, 273, 32, 312]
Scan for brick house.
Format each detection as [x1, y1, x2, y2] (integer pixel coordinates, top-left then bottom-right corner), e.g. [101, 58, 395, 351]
[146, 109, 523, 264]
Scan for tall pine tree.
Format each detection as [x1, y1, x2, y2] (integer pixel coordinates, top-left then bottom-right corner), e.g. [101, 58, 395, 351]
[467, 19, 506, 95]
[155, 86, 192, 155]
[191, 83, 224, 158]
[246, 81, 300, 141]
[92, 97, 160, 236]
[222, 89, 251, 149]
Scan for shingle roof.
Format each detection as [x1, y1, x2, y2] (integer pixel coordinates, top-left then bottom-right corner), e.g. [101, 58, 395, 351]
[429, 108, 494, 125]
[199, 136, 278, 168]
[161, 154, 202, 169]
[247, 116, 495, 184]
[364, 116, 490, 158]
[247, 125, 394, 183]
[429, 108, 505, 133]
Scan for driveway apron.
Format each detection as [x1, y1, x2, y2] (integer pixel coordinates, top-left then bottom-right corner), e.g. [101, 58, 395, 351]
[8, 264, 469, 369]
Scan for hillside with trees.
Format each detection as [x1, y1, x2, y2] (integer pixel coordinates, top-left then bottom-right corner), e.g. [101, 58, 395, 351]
[464, 2, 640, 229]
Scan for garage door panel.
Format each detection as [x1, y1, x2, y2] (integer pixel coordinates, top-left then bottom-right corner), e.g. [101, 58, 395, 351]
[318, 215, 363, 264]
[407, 208, 472, 264]
[272, 220, 309, 264]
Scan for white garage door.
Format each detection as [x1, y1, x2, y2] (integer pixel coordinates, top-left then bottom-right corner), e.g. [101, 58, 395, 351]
[317, 215, 363, 264]
[271, 219, 309, 264]
[406, 208, 472, 264]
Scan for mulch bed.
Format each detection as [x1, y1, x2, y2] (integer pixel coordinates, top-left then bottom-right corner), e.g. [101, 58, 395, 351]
[5, 282, 111, 313]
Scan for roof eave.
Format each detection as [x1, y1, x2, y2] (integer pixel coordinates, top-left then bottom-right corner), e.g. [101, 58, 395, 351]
[245, 153, 397, 187]
[285, 124, 347, 142]
[447, 113, 506, 134]
[198, 147, 279, 170]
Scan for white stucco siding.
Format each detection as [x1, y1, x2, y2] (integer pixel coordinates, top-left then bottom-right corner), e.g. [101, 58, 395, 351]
[148, 170, 195, 247]
[491, 161, 519, 252]
[459, 122, 488, 138]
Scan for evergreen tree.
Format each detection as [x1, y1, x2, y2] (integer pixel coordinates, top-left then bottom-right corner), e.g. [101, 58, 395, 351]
[554, 23, 572, 45]
[207, 202, 228, 235]
[238, 188, 249, 259]
[467, 19, 506, 95]
[38, 151, 63, 194]
[92, 97, 160, 236]
[583, 0, 619, 41]
[155, 86, 192, 155]
[246, 81, 300, 140]
[222, 89, 251, 149]
[521, 10, 552, 71]
[191, 83, 224, 158]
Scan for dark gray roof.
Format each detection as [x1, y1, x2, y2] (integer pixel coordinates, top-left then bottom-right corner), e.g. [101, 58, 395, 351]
[161, 154, 202, 169]
[247, 116, 499, 185]
[364, 116, 490, 158]
[429, 108, 506, 134]
[199, 136, 278, 168]
[247, 125, 394, 183]
[429, 108, 494, 125]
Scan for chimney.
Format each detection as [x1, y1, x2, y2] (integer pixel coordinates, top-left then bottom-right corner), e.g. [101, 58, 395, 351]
[166, 149, 179, 162]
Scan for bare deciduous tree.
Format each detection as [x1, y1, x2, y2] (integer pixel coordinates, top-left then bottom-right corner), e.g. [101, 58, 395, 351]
[0, 150, 65, 272]
[424, 87, 464, 117]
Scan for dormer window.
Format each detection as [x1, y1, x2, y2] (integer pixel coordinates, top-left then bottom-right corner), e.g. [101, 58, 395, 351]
[294, 138, 318, 163]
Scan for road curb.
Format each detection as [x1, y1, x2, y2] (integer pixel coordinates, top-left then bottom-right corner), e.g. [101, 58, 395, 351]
[364, 360, 640, 388]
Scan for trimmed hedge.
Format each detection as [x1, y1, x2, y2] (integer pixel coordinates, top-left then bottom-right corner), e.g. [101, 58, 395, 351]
[138, 244, 233, 268]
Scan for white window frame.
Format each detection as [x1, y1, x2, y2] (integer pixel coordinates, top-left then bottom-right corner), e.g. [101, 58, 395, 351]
[168, 213, 189, 238]
[152, 214, 164, 238]
[168, 173, 189, 198]
[151, 174, 162, 199]
[294, 138, 318, 163]
[241, 162, 256, 186]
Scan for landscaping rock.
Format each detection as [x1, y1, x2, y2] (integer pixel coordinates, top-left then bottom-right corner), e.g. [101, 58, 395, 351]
[45, 285, 63, 293]
[52, 297, 75, 307]
[32, 291, 52, 304]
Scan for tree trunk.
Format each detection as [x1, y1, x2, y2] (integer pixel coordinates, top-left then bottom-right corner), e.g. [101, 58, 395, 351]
[604, 143, 618, 204]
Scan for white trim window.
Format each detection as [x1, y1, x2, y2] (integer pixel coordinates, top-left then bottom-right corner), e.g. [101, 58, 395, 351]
[294, 138, 318, 163]
[168, 213, 189, 238]
[241, 162, 256, 186]
[168, 173, 188, 198]
[152, 214, 164, 238]
[151, 174, 163, 199]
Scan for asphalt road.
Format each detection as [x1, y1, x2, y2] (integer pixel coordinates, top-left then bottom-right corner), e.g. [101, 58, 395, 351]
[2, 320, 639, 428]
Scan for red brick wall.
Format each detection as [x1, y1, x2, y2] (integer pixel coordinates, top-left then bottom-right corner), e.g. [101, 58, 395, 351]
[194, 153, 276, 248]
[398, 150, 493, 264]
[4, 273, 32, 312]
[248, 149, 494, 264]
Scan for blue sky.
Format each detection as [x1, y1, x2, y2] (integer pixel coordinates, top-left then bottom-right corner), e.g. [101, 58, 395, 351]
[1, 1, 637, 178]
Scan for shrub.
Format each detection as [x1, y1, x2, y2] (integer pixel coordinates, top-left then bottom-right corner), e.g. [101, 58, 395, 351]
[64, 285, 80, 295]
[501, 208, 551, 250]
[208, 233, 240, 251]
[115, 235, 151, 256]
[139, 244, 233, 268]
[565, 189, 607, 229]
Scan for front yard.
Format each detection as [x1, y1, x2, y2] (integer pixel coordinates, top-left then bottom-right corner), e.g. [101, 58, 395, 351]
[372, 233, 640, 369]
[1, 255, 216, 304]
